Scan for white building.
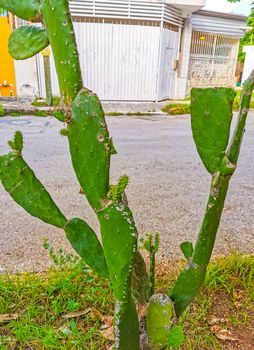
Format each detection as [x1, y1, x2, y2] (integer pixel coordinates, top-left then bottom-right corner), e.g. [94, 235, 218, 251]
[14, 0, 247, 101]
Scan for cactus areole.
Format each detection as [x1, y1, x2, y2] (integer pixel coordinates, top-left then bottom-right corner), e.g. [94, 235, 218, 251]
[1, 0, 254, 349]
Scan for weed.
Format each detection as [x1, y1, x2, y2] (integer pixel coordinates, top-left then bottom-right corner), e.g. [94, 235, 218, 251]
[0, 102, 5, 116]
[162, 103, 190, 115]
[32, 96, 61, 107]
[10, 111, 23, 117]
[35, 110, 48, 117]
[105, 112, 124, 116]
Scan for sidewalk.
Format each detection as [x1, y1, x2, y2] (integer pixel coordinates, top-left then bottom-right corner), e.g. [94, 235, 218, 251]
[0, 98, 170, 115]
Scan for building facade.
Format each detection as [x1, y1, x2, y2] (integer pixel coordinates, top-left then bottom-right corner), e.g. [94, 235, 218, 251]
[10, 0, 247, 101]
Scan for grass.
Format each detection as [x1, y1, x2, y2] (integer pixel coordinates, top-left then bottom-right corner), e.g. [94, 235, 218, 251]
[163, 89, 254, 115]
[0, 101, 5, 116]
[0, 250, 253, 349]
[162, 103, 190, 115]
[32, 97, 61, 107]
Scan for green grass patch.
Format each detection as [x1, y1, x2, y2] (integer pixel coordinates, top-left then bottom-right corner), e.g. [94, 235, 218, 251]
[0, 101, 5, 116]
[0, 251, 253, 349]
[105, 112, 124, 116]
[34, 110, 48, 117]
[32, 97, 61, 107]
[162, 103, 190, 115]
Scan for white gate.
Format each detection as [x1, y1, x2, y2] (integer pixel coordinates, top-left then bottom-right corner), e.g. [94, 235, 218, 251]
[37, 20, 162, 101]
[157, 26, 180, 100]
[187, 31, 239, 93]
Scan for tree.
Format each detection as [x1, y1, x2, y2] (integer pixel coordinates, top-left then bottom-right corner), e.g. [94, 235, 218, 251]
[0, 1, 253, 349]
[238, 2, 254, 62]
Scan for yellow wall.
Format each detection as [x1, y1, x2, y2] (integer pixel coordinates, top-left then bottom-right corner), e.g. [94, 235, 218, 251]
[0, 13, 16, 97]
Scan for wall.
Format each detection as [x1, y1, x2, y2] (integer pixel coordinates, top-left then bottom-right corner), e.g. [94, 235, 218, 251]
[242, 46, 254, 83]
[14, 57, 39, 99]
[0, 13, 16, 97]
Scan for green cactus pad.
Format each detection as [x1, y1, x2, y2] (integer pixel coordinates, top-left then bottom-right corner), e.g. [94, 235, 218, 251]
[9, 26, 49, 60]
[98, 202, 137, 297]
[0, 0, 40, 21]
[68, 89, 110, 210]
[98, 202, 140, 349]
[132, 251, 149, 305]
[65, 218, 109, 278]
[146, 294, 175, 349]
[41, 0, 83, 104]
[191, 88, 235, 174]
[0, 153, 66, 228]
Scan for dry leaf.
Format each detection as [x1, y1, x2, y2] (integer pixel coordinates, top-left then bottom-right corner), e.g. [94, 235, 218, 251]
[138, 305, 147, 319]
[223, 206, 233, 212]
[0, 313, 18, 323]
[100, 326, 114, 340]
[102, 315, 114, 328]
[62, 309, 90, 319]
[207, 315, 226, 326]
[211, 325, 238, 342]
[234, 301, 242, 309]
[90, 307, 104, 321]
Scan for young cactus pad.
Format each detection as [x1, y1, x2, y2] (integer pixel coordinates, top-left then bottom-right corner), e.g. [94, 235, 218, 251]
[146, 294, 175, 349]
[9, 26, 49, 60]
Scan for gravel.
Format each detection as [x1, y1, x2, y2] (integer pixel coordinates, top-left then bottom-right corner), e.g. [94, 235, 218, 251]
[0, 114, 253, 272]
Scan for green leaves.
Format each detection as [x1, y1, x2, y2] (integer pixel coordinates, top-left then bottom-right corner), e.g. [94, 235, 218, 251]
[9, 26, 49, 60]
[0, 0, 40, 21]
[65, 218, 109, 279]
[191, 88, 235, 174]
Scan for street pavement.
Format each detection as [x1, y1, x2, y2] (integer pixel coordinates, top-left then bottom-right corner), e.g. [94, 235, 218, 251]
[0, 114, 253, 272]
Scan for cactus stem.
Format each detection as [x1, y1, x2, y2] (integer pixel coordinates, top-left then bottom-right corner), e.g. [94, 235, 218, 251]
[171, 70, 254, 318]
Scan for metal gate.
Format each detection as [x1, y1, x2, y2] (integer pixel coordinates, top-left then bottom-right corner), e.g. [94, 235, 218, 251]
[157, 26, 179, 100]
[187, 31, 239, 93]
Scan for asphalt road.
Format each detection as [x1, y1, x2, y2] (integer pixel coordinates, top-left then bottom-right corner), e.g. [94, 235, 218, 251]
[0, 114, 254, 272]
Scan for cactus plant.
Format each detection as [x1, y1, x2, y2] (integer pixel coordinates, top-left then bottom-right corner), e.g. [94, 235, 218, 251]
[1, 1, 254, 349]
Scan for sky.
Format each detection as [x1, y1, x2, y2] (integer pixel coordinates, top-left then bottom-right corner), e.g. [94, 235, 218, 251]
[204, 0, 252, 15]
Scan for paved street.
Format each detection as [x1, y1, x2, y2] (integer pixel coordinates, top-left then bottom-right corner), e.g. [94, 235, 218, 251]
[0, 114, 254, 272]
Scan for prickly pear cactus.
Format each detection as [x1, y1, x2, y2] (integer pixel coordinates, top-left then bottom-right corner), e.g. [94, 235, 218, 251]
[171, 77, 254, 317]
[0, 1, 147, 349]
[65, 218, 109, 278]
[146, 294, 175, 349]
[9, 26, 49, 60]
[0, 0, 41, 21]
[0, 148, 67, 229]
[68, 89, 111, 211]
[2, 0, 254, 349]
[191, 88, 235, 174]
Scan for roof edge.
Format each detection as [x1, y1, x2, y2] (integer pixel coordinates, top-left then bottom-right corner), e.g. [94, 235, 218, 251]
[194, 9, 247, 21]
